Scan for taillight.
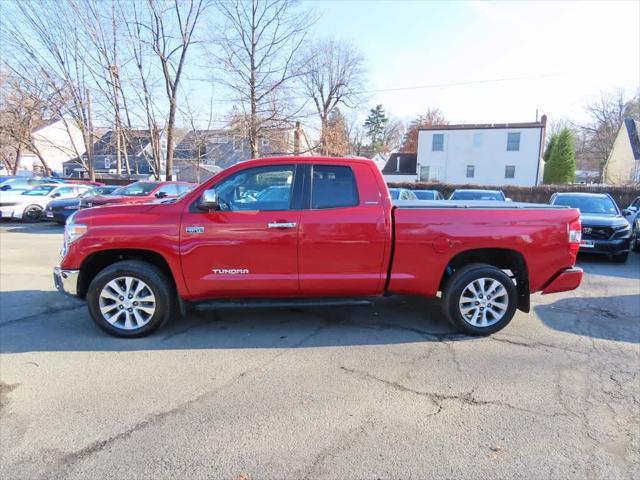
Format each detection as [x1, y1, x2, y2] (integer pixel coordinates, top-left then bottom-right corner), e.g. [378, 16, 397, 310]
[568, 219, 581, 256]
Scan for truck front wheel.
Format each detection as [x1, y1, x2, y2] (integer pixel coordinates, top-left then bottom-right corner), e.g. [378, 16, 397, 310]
[86, 260, 174, 337]
[442, 264, 518, 336]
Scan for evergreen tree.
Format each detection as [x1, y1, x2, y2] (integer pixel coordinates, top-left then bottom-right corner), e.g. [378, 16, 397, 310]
[542, 133, 558, 184]
[545, 128, 576, 184]
[363, 105, 388, 151]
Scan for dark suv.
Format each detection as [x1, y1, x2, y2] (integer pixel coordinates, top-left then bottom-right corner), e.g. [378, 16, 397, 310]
[550, 192, 631, 263]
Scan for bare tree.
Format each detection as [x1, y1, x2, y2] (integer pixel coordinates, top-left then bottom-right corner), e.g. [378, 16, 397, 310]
[2, 0, 100, 180]
[213, 0, 314, 158]
[144, 0, 209, 180]
[579, 89, 640, 170]
[300, 38, 365, 155]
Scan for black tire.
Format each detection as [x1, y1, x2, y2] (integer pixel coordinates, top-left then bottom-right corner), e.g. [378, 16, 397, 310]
[442, 263, 518, 336]
[631, 233, 640, 252]
[22, 205, 43, 223]
[612, 252, 629, 263]
[86, 260, 174, 337]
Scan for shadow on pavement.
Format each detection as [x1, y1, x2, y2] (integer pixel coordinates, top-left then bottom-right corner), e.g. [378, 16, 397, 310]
[535, 294, 640, 343]
[0, 220, 64, 235]
[0, 291, 473, 353]
[577, 252, 640, 280]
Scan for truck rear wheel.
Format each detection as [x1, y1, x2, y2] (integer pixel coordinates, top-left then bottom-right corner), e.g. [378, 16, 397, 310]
[86, 260, 174, 337]
[443, 263, 518, 336]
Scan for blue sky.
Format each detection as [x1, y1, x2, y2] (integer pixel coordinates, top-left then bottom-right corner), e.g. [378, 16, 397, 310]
[302, 0, 640, 125]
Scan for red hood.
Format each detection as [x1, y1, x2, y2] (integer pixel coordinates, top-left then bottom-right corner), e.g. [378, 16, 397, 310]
[72, 202, 159, 225]
[81, 194, 152, 207]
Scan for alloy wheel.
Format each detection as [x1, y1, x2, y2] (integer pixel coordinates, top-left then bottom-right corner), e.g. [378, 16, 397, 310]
[98, 276, 157, 330]
[458, 277, 509, 327]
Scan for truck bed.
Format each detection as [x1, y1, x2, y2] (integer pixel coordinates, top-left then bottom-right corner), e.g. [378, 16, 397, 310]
[387, 202, 580, 298]
[393, 200, 570, 209]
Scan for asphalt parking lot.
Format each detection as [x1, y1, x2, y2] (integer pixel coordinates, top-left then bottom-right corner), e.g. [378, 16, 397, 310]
[0, 221, 638, 480]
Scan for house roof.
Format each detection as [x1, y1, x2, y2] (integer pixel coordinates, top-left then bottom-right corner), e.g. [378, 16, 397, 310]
[624, 118, 640, 161]
[419, 120, 546, 131]
[382, 153, 417, 175]
[92, 130, 154, 156]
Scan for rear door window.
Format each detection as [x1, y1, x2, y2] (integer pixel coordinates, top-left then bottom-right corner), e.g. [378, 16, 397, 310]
[311, 165, 359, 209]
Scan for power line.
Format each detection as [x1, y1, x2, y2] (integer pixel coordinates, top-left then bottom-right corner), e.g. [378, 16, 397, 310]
[189, 72, 564, 104]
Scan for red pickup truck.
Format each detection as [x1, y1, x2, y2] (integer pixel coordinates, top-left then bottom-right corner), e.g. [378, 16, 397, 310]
[54, 157, 583, 338]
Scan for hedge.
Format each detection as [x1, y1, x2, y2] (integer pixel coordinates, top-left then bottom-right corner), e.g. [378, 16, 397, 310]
[387, 182, 640, 208]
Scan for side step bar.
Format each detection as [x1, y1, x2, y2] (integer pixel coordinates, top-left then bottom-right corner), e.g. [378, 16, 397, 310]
[192, 297, 374, 311]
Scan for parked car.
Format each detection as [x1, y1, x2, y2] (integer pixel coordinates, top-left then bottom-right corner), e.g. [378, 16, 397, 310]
[79, 181, 195, 209]
[550, 192, 632, 262]
[449, 189, 507, 201]
[389, 188, 418, 200]
[622, 196, 640, 252]
[0, 177, 65, 192]
[45, 186, 121, 224]
[413, 190, 445, 200]
[1, 184, 93, 222]
[54, 156, 582, 338]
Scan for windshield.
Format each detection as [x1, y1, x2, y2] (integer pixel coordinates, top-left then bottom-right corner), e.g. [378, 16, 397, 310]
[117, 182, 157, 196]
[451, 191, 504, 200]
[21, 186, 56, 196]
[414, 191, 437, 200]
[553, 195, 618, 215]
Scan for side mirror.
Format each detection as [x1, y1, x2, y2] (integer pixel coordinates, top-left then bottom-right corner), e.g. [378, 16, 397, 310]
[155, 191, 168, 199]
[51, 192, 61, 198]
[198, 189, 219, 211]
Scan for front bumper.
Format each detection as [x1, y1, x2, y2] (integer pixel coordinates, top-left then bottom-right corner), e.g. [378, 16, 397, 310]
[579, 237, 631, 255]
[541, 267, 583, 295]
[53, 267, 80, 296]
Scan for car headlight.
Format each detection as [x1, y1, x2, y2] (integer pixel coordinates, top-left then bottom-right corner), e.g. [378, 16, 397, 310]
[64, 222, 88, 244]
[612, 224, 631, 239]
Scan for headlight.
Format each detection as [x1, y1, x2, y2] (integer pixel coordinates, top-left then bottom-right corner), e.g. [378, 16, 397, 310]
[612, 224, 631, 239]
[64, 223, 88, 244]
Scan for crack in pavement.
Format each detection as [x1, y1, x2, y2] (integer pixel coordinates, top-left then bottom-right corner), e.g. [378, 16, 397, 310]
[340, 366, 572, 420]
[43, 324, 327, 478]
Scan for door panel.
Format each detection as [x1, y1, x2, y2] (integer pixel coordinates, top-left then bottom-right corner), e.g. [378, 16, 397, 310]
[180, 164, 301, 299]
[298, 163, 388, 296]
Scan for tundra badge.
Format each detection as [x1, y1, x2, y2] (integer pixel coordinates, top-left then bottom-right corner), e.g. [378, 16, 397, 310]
[185, 226, 205, 234]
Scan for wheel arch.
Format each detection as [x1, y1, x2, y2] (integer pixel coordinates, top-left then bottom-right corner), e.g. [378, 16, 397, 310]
[77, 249, 176, 299]
[440, 248, 530, 312]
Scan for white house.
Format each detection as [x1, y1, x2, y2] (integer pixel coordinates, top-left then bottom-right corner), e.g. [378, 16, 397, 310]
[415, 116, 547, 186]
[19, 119, 86, 175]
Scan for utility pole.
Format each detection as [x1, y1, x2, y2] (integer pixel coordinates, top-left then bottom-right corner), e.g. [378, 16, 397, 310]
[86, 88, 96, 182]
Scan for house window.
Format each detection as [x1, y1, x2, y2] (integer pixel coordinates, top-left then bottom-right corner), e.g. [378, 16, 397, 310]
[473, 133, 482, 147]
[466, 165, 475, 178]
[419, 166, 430, 181]
[261, 138, 270, 148]
[233, 136, 242, 152]
[432, 134, 444, 151]
[211, 136, 228, 144]
[505, 165, 516, 178]
[507, 132, 520, 151]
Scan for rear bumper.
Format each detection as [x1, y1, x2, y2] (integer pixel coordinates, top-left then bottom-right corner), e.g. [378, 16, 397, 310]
[53, 267, 80, 296]
[580, 237, 630, 255]
[541, 267, 583, 295]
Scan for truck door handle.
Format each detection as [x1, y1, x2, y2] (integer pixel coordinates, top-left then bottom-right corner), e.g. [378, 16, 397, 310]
[268, 222, 297, 229]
